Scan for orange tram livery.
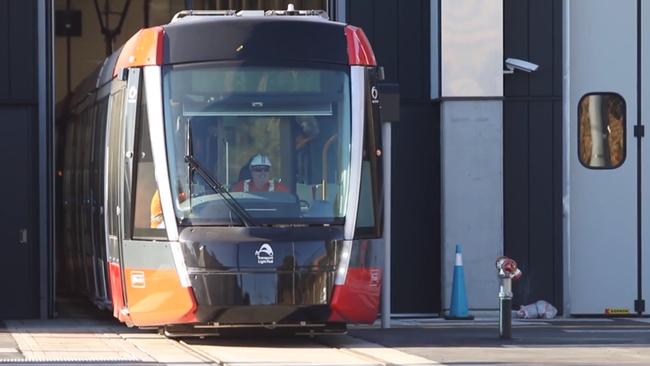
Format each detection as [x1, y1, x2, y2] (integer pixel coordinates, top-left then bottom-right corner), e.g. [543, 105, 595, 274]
[58, 7, 385, 335]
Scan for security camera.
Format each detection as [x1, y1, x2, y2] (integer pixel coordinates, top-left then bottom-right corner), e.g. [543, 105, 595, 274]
[504, 58, 539, 74]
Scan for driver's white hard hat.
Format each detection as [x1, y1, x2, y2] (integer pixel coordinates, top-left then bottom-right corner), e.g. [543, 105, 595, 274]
[250, 154, 272, 167]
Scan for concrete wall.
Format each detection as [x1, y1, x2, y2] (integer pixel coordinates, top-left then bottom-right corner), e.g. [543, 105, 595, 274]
[441, 101, 503, 310]
[441, 0, 503, 97]
[439, 0, 504, 311]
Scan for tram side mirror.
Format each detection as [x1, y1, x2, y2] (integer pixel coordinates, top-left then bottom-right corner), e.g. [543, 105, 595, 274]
[378, 83, 400, 123]
[377, 66, 386, 81]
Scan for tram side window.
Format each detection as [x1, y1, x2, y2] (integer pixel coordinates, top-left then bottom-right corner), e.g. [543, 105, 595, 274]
[132, 82, 166, 239]
[578, 93, 626, 169]
[355, 69, 383, 238]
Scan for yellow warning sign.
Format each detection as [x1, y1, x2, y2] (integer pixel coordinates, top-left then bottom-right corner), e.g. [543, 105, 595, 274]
[604, 308, 630, 315]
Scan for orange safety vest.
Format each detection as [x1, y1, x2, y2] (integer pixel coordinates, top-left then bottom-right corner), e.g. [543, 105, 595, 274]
[150, 190, 165, 229]
[243, 179, 275, 192]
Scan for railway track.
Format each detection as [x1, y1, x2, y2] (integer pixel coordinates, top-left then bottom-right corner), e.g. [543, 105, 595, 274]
[175, 332, 438, 366]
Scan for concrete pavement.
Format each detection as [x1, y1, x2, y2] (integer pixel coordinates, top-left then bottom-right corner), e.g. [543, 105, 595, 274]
[1, 319, 211, 364]
[2, 316, 650, 365]
[0, 318, 435, 365]
[350, 317, 650, 365]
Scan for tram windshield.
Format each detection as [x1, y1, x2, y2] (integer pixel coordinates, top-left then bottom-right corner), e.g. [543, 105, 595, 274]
[162, 63, 352, 225]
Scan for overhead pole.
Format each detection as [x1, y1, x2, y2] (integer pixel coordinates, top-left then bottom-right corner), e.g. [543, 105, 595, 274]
[144, 0, 150, 27]
[65, 0, 71, 96]
[92, 0, 133, 56]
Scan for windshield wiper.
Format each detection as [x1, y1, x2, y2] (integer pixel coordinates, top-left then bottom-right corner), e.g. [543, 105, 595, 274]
[184, 154, 254, 227]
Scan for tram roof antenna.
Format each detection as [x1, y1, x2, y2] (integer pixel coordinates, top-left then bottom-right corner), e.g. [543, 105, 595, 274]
[171, 6, 329, 22]
[265, 4, 329, 19]
[171, 10, 237, 23]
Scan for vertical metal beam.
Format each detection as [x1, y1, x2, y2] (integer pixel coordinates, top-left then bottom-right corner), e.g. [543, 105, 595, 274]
[635, 0, 645, 316]
[334, 0, 345, 22]
[430, 0, 439, 100]
[38, 0, 53, 319]
[561, 0, 571, 316]
[381, 122, 391, 328]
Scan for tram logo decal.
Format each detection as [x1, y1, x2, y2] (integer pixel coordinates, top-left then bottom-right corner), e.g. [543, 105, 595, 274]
[255, 243, 274, 264]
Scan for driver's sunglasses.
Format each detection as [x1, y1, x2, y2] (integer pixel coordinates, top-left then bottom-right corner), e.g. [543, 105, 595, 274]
[251, 166, 270, 172]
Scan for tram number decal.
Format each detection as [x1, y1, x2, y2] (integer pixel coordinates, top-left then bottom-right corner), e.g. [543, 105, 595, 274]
[127, 86, 138, 103]
[130, 271, 146, 288]
[369, 269, 380, 287]
[371, 86, 379, 104]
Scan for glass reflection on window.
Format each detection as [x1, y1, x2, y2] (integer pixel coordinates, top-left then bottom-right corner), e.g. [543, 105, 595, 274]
[578, 93, 625, 169]
[161, 64, 352, 225]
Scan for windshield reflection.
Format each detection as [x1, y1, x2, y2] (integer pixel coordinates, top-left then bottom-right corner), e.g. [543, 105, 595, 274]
[162, 64, 352, 225]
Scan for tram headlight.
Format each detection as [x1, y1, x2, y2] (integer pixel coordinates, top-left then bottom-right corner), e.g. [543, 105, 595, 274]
[335, 240, 352, 285]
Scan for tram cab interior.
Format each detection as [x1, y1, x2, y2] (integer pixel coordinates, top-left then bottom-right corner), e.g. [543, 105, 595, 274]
[136, 64, 353, 229]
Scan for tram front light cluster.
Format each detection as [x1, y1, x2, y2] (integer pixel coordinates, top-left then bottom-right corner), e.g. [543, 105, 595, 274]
[171, 242, 191, 287]
[335, 240, 352, 285]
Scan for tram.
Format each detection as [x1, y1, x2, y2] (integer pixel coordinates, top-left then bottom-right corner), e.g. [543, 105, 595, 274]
[57, 7, 385, 333]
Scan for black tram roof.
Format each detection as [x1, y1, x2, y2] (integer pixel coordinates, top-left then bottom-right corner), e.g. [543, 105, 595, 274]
[76, 14, 358, 104]
[161, 16, 349, 66]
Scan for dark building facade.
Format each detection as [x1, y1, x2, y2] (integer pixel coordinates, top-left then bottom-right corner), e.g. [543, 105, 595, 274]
[502, 0, 563, 310]
[0, 0, 53, 319]
[346, 0, 562, 314]
[0, 0, 562, 319]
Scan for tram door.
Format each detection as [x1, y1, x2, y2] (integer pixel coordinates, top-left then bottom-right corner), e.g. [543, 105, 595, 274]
[569, 0, 648, 314]
[105, 68, 140, 318]
[106, 80, 127, 315]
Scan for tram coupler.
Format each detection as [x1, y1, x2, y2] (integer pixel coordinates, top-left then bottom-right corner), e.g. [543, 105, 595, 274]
[495, 256, 522, 340]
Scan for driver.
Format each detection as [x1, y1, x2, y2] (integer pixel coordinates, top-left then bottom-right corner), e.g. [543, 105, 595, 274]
[230, 154, 288, 193]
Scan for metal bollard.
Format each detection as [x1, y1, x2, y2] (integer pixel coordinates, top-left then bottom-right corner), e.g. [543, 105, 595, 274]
[495, 256, 522, 339]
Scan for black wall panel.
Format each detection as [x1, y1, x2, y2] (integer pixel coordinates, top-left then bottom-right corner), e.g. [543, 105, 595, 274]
[397, 1, 428, 100]
[503, 0, 563, 311]
[504, 0, 561, 99]
[0, 0, 40, 319]
[348, 0, 373, 37]
[504, 100, 563, 309]
[373, 1, 398, 85]
[528, 1, 554, 97]
[553, 3, 563, 97]
[0, 1, 9, 100]
[8, 0, 36, 101]
[0, 107, 38, 318]
[526, 101, 556, 303]
[348, 0, 440, 314]
[0, 0, 36, 102]
[390, 103, 440, 313]
[503, 0, 528, 97]
[503, 102, 529, 271]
